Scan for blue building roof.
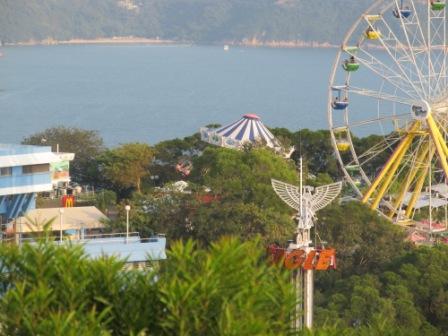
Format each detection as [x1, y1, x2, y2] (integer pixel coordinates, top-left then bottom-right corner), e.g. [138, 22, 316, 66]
[0, 144, 52, 156]
[17, 235, 167, 263]
[79, 235, 167, 262]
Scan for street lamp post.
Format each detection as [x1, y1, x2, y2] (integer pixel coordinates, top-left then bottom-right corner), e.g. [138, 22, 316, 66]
[59, 208, 64, 243]
[125, 205, 131, 243]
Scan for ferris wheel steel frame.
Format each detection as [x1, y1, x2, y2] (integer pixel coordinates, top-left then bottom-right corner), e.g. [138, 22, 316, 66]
[328, 0, 448, 223]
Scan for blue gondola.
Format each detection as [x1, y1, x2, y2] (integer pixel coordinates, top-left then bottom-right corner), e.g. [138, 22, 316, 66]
[332, 100, 349, 110]
[393, 8, 412, 18]
[331, 86, 349, 110]
[393, 0, 412, 18]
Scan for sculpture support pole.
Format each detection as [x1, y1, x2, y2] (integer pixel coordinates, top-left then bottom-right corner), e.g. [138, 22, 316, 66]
[295, 157, 313, 331]
[299, 157, 303, 216]
[297, 157, 305, 330]
[292, 269, 303, 331]
[293, 264, 312, 330]
[304, 268, 313, 328]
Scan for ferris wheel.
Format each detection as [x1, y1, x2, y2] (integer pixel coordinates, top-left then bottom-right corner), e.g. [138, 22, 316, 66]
[328, 0, 448, 223]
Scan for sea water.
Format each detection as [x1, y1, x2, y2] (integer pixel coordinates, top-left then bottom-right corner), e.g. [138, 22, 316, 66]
[0, 44, 340, 146]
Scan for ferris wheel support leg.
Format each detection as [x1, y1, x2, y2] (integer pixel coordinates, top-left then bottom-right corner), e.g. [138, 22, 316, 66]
[428, 116, 448, 179]
[370, 133, 415, 210]
[389, 142, 430, 219]
[405, 149, 434, 218]
[362, 122, 420, 204]
[427, 115, 448, 158]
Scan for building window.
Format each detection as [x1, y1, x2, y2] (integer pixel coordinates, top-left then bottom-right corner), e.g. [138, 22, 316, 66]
[22, 164, 50, 174]
[0, 167, 12, 176]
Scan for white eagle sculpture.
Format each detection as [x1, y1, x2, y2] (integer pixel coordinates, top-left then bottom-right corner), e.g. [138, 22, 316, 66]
[271, 179, 342, 231]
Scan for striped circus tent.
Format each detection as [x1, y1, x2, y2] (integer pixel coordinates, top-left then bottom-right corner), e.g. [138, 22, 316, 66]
[200, 114, 284, 151]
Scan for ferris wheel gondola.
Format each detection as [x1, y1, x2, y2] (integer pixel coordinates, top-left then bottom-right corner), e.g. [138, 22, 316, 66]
[328, 0, 448, 224]
[393, 0, 412, 18]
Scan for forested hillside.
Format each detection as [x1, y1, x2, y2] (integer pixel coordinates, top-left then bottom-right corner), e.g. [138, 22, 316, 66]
[16, 126, 448, 334]
[0, 0, 371, 44]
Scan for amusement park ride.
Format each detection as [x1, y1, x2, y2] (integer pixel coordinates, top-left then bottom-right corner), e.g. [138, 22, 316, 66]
[270, 158, 342, 330]
[328, 0, 448, 233]
[272, 0, 448, 329]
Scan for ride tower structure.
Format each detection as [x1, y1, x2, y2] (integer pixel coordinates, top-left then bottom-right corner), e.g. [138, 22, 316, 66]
[271, 158, 342, 331]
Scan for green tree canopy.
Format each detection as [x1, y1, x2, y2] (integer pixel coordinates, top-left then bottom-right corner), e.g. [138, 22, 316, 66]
[167, 147, 298, 244]
[191, 147, 298, 209]
[0, 237, 295, 335]
[96, 143, 154, 193]
[151, 133, 208, 185]
[317, 202, 409, 275]
[1, 234, 445, 335]
[0, 0, 371, 44]
[110, 147, 298, 244]
[315, 245, 448, 335]
[271, 128, 340, 179]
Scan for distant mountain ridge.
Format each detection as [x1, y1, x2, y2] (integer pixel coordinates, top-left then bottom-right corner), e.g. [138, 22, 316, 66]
[0, 0, 371, 45]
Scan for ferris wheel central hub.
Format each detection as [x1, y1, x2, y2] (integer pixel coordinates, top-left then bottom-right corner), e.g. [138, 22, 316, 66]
[411, 100, 431, 120]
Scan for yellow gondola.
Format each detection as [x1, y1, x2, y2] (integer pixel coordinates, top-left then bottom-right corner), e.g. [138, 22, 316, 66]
[334, 127, 351, 152]
[365, 29, 381, 40]
[336, 141, 351, 152]
[364, 16, 382, 40]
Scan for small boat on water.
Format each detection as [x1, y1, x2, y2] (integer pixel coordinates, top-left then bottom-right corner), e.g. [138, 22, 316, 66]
[224, 45, 229, 51]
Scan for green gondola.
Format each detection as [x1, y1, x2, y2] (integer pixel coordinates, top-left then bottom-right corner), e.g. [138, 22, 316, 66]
[431, 1, 445, 10]
[342, 51, 360, 72]
[345, 165, 360, 172]
[342, 62, 360, 72]
[342, 46, 359, 53]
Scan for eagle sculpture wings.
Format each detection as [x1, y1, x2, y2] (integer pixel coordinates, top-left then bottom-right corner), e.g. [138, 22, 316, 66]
[271, 179, 342, 214]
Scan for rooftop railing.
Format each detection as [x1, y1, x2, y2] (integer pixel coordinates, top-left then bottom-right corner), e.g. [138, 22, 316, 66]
[1, 232, 166, 245]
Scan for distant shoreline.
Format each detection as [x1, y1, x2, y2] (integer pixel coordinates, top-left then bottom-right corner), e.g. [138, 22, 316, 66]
[5, 37, 178, 47]
[234, 38, 337, 49]
[3, 36, 338, 49]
